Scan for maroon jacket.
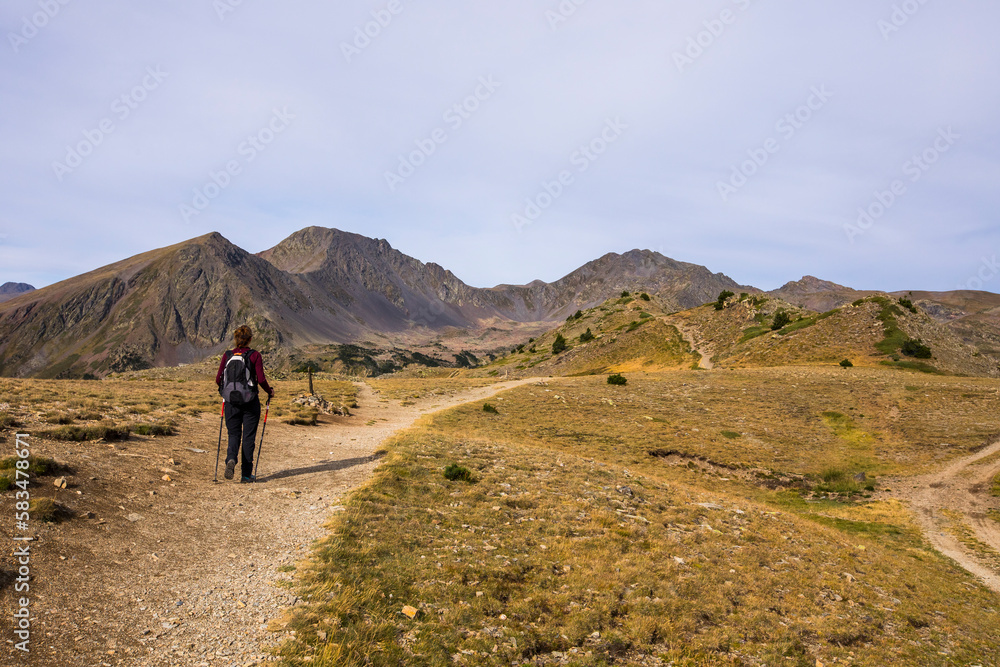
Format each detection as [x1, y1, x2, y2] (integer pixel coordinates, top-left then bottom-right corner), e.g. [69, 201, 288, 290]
[215, 347, 273, 397]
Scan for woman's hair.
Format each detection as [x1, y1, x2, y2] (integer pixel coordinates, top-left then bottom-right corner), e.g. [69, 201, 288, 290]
[234, 325, 253, 348]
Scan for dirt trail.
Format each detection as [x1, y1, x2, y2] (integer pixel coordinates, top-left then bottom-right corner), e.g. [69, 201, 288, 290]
[889, 440, 1000, 593]
[668, 320, 714, 370]
[4, 378, 541, 667]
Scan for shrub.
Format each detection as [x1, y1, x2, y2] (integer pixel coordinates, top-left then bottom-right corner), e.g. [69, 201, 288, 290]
[443, 464, 473, 482]
[639, 293, 651, 301]
[482, 403, 499, 414]
[41, 424, 129, 442]
[574, 310, 584, 320]
[621, 291, 630, 298]
[0, 469, 15, 491]
[0, 455, 57, 475]
[898, 296, 917, 314]
[714, 290, 735, 311]
[721, 430, 741, 439]
[579, 328, 595, 343]
[771, 310, 792, 330]
[552, 334, 568, 355]
[840, 359, 854, 368]
[133, 422, 177, 436]
[28, 497, 60, 522]
[607, 374, 627, 386]
[901, 338, 932, 359]
[0, 412, 21, 429]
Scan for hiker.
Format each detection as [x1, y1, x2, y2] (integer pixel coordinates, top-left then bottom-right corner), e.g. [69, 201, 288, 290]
[215, 325, 274, 483]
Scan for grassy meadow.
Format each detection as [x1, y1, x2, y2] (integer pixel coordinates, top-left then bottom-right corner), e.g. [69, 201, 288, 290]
[275, 367, 1000, 666]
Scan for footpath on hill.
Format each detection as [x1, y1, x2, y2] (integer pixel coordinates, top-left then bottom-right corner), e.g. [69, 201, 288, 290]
[6, 379, 539, 667]
[887, 439, 1000, 594]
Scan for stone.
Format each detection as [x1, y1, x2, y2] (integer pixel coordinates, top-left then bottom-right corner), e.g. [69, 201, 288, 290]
[127, 513, 143, 522]
[162, 475, 172, 482]
[53, 477, 68, 489]
[401, 605, 418, 618]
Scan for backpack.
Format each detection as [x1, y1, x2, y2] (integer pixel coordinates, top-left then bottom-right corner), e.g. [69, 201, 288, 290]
[219, 349, 258, 405]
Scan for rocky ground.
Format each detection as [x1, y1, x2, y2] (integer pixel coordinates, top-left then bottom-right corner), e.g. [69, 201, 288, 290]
[1, 380, 536, 666]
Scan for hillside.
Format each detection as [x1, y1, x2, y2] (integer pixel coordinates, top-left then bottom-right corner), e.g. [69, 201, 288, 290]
[0, 233, 346, 378]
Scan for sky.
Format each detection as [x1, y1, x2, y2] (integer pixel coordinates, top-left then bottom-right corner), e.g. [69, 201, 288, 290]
[2, 1, 999, 294]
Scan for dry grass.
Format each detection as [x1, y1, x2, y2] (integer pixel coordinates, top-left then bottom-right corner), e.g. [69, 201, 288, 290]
[368, 377, 503, 402]
[276, 368, 1000, 666]
[0, 371, 357, 437]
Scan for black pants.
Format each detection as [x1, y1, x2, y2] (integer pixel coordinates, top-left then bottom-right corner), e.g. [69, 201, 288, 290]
[225, 397, 260, 478]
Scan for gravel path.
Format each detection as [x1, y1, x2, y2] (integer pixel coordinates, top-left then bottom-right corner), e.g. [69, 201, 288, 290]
[3, 379, 538, 666]
[889, 439, 1000, 593]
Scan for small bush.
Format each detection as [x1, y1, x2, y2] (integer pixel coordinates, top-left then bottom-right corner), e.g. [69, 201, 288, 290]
[898, 297, 917, 314]
[721, 430, 741, 439]
[840, 359, 854, 368]
[579, 328, 595, 343]
[0, 412, 21, 429]
[0, 455, 57, 475]
[443, 464, 474, 483]
[285, 411, 319, 426]
[552, 334, 568, 355]
[639, 293, 651, 301]
[901, 338, 932, 359]
[621, 291, 630, 298]
[714, 290, 734, 311]
[483, 403, 499, 415]
[0, 469, 15, 491]
[607, 374, 627, 386]
[133, 422, 177, 436]
[771, 310, 792, 330]
[28, 497, 60, 522]
[41, 424, 130, 442]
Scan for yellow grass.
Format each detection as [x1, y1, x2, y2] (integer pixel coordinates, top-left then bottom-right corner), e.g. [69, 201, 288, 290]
[276, 368, 1000, 666]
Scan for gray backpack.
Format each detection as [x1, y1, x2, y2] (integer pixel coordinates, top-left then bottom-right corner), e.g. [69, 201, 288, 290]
[219, 349, 258, 405]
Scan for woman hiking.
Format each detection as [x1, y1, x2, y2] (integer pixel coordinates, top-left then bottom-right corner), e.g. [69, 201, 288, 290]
[215, 325, 274, 483]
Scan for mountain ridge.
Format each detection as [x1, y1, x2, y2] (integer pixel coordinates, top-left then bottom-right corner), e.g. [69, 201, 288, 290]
[0, 227, 996, 378]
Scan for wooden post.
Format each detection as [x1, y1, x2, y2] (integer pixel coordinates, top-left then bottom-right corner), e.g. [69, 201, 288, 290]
[308, 367, 314, 395]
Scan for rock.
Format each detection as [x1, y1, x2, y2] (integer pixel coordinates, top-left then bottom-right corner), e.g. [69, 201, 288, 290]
[853, 472, 867, 482]
[53, 477, 68, 489]
[186, 448, 207, 454]
[162, 475, 172, 482]
[401, 605, 418, 618]
[127, 513, 143, 523]
[616, 486, 634, 497]
[317, 630, 327, 641]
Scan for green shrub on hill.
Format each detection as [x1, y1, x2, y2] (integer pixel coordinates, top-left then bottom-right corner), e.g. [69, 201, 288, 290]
[771, 310, 792, 330]
[714, 290, 734, 311]
[552, 334, 568, 355]
[607, 373, 627, 385]
[579, 328, 595, 343]
[901, 339, 932, 359]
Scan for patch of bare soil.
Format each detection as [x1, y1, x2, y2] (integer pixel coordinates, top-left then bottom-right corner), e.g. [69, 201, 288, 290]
[1, 379, 540, 666]
[887, 440, 1000, 593]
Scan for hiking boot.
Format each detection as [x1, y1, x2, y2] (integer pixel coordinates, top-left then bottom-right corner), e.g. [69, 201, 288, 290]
[240, 475, 256, 484]
[224, 459, 236, 480]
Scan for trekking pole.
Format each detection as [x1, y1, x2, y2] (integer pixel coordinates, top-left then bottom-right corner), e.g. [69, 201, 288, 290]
[253, 397, 270, 482]
[213, 402, 225, 482]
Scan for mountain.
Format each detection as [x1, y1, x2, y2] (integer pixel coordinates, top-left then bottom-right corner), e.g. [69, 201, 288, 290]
[0, 282, 35, 303]
[0, 233, 350, 378]
[0, 228, 749, 378]
[1, 226, 994, 379]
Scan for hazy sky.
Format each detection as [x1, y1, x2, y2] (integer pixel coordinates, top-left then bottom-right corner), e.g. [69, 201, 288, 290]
[3, 1, 998, 293]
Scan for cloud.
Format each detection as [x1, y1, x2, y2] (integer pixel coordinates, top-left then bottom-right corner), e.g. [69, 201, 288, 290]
[2, 0, 999, 292]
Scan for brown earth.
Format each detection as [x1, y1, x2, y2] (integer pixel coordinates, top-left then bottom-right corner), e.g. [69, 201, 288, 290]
[886, 440, 1000, 593]
[1, 379, 540, 666]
